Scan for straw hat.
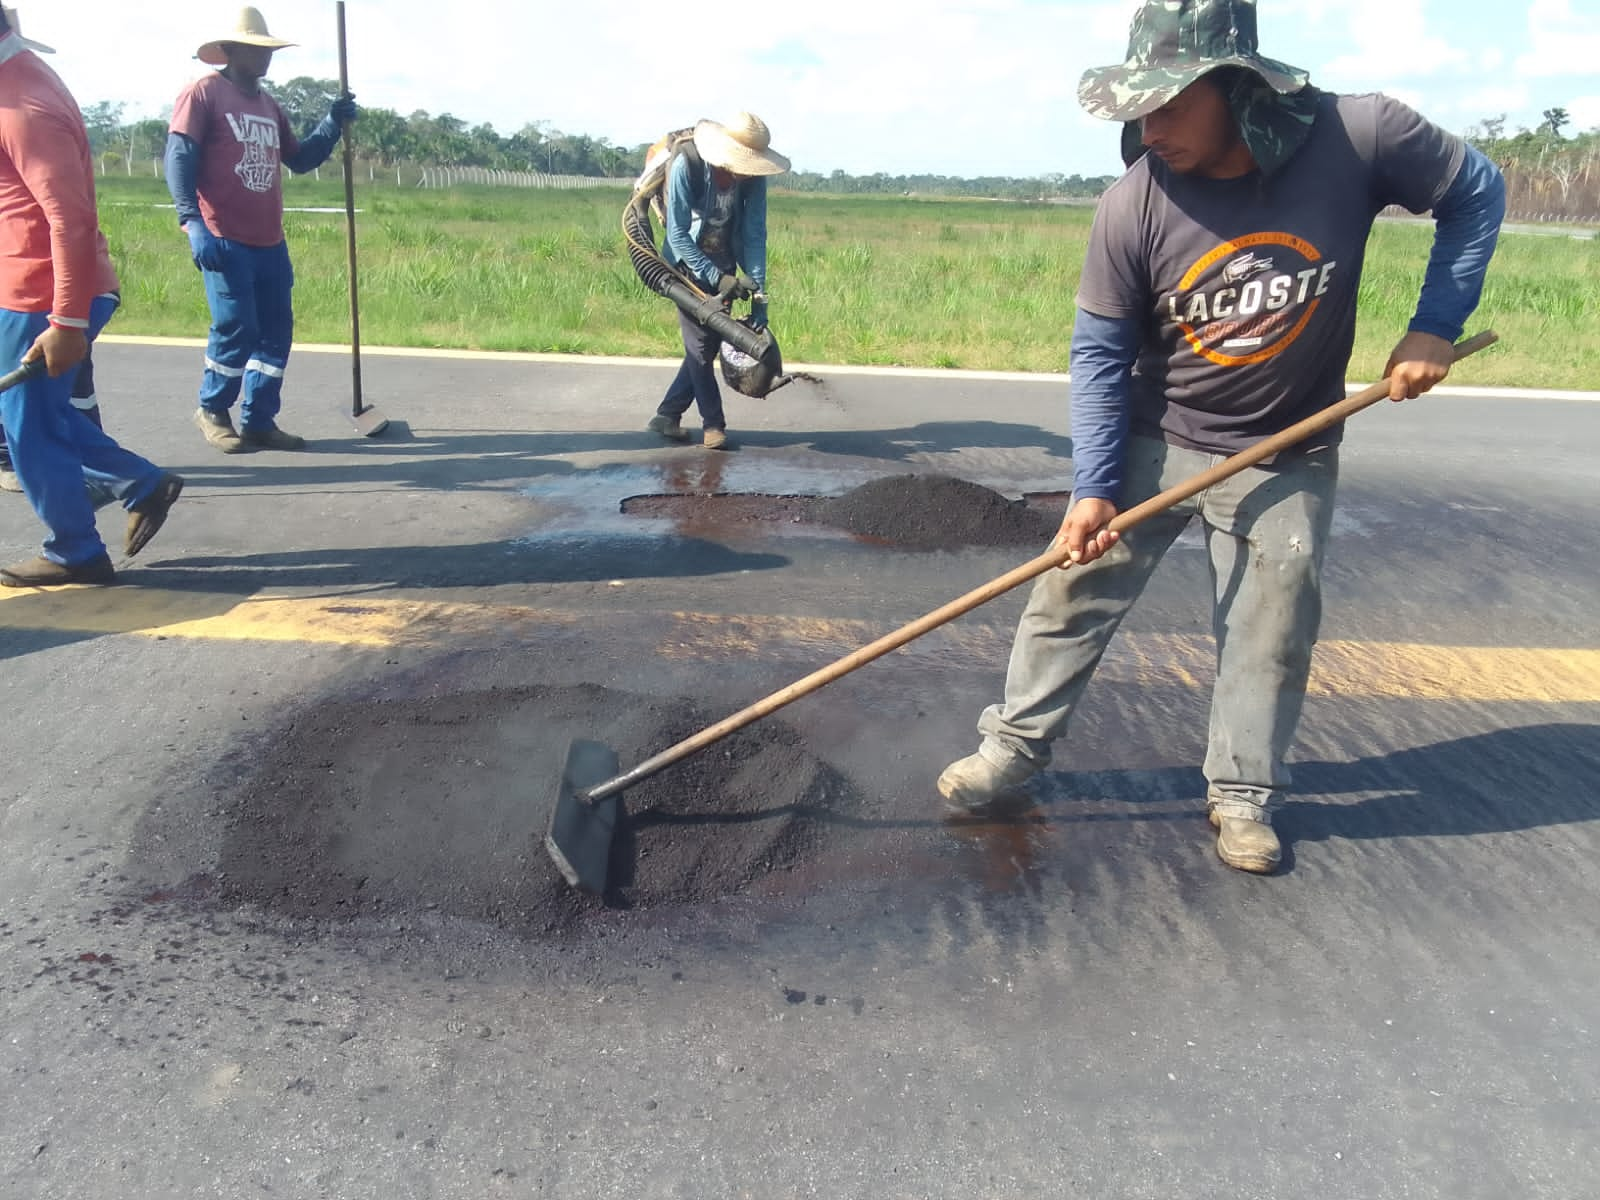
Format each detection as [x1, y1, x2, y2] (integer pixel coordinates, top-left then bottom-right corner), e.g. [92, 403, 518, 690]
[196, 6, 296, 67]
[3, 7, 55, 53]
[692, 113, 791, 177]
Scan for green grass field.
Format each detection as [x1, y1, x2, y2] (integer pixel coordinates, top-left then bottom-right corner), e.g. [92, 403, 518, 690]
[97, 175, 1597, 389]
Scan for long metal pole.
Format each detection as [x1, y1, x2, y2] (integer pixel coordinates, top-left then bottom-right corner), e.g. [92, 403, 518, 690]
[336, 1, 362, 421]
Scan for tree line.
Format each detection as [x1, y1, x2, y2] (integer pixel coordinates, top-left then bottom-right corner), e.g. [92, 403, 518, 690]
[79, 79, 1595, 213]
[1463, 108, 1600, 220]
[79, 77, 1117, 199]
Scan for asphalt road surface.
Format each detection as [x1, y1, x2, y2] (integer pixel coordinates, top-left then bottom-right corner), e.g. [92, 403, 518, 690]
[2, 339, 1597, 1200]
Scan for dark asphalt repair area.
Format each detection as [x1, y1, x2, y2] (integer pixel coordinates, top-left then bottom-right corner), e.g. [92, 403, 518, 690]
[2, 341, 1599, 1199]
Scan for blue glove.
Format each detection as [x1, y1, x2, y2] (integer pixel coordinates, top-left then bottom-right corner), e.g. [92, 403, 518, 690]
[185, 221, 226, 272]
[330, 93, 357, 127]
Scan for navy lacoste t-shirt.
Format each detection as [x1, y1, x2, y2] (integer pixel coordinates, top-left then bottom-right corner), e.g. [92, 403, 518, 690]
[1076, 91, 1465, 454]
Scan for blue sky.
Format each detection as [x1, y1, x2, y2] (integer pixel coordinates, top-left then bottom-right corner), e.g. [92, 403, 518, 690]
[27, 0, 1600, 178]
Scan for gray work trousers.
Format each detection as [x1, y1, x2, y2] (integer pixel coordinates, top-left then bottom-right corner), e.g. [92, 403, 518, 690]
[976, 434, 1340, 822]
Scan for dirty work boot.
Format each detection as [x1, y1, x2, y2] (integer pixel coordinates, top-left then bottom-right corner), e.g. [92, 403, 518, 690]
[1210, 809, 1282, 874]
[937, 744, 1039, 816]
[1, 553, 116, 588]
[647, 414, 690, 443]
[702, 427, 731, 451]
[240, 423, 306, 451]
[194, 408, 245, 453]
[124, 473, 185, 558]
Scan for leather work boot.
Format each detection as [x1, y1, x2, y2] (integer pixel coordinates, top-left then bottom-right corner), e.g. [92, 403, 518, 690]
[194, 408, 245, 453]
[1210, 809, 1282, 874]
[647, 415, 690, 443]
[703, 427, 730, 450]
[1, 553, 116, 588]
[937, 745, 1039, 816]
[124, 473, 185, 558]
[240, 424, 306, 451]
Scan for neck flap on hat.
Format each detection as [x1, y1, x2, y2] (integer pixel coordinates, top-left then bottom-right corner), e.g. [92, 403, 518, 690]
[1121, 70, 1321, 178]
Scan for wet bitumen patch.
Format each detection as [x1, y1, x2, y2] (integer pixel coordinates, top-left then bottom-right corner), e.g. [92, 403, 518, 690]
[206, 684, 874, 938]
[817, 474, 1060, 548]
[622, 473, 1066, 549]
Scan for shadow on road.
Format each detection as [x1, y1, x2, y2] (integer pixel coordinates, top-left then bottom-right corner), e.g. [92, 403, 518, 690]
[171, 420, 1077, 495]
[1036, 722, 1600, 844]
[0, 535, 790, 662]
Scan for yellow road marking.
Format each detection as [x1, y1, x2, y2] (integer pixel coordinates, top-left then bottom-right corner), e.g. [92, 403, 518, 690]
[2, 586, 1595, 703]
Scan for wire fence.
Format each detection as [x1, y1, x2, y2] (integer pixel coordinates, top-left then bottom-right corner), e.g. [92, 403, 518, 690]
[109, 156, 634, 191]
[107, 156, 1600, 218]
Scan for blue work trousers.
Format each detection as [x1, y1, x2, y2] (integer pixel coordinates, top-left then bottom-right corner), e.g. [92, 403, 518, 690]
[0, 298, 163, 565]
[198, 239, 295, 431]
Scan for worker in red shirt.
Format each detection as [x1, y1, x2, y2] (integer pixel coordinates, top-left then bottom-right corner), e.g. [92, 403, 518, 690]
[165, 6, 355, 453]
[0, 12, 184, 586]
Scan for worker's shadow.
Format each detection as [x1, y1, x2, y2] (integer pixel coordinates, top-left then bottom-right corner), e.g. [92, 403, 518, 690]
[1036, 722, 1600, 871]
[170, 427, 693, 494]
[0, 535, 791, 665]
[133, 535, 789, 591]
[1281, 722, 1600, 844]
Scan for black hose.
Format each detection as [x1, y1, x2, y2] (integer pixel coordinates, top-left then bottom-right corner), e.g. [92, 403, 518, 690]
[623, 193, 776, 363]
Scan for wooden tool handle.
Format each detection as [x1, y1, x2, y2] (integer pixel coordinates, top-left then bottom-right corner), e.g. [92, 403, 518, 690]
[586, 330, 1499, 802]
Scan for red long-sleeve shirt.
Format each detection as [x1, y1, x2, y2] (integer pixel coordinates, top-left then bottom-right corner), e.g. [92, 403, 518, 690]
[0, 32, 118, 326]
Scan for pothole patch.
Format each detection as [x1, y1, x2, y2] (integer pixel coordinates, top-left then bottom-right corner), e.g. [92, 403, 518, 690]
[211, 683, 865, 936]
[622, 473, 1066, 549]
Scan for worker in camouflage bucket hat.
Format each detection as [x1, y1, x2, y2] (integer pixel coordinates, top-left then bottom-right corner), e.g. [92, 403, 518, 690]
[938, 0, 1509, 877]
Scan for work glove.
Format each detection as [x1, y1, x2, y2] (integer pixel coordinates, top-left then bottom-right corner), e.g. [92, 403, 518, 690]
[329, 93, 358, 127]
[749, 298, 769, 331]
[185, 221, 226, 272]
[715, 272, 751, 302]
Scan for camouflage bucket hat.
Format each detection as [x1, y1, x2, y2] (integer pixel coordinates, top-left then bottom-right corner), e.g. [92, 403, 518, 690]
[1079, 0, 1309, 122]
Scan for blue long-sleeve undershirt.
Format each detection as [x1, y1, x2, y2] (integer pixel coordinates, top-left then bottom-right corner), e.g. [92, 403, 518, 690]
[164, 133, 202, 226]
[1407, 143, 1505, 342]
[1067, 308, 1143, 504]
[1068, 144, 1505, 504]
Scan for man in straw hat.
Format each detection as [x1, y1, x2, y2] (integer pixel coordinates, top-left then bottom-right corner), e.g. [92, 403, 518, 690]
[0, 9, 185, 586]
[937, 0, 1506, 874]
[646, 112, 789, 451]
[165, 6, 356, 454]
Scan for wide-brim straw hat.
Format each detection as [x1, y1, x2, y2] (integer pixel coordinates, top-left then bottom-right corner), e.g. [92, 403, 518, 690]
[692, 113, 791, 176]
[1078, 0, 1308, 123]
[196, 6, 296, 67]
[3, 7, 55, 53]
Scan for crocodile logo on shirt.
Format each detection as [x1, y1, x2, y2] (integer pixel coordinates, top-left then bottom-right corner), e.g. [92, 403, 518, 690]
[225, 111, 281, 194]
[1162, 232, 1338, 366]
[1222, 251, 1274, 285]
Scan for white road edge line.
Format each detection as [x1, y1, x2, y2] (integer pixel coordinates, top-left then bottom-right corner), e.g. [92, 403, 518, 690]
[97, 334, 1600, 401]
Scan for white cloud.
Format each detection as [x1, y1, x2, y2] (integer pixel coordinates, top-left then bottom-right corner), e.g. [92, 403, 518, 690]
[1515, 0, 1600, 79]
[14, 0, 1587, 180]
[1568, 95, 1600, 132]
[1468, 86, 1534, 119]
[1312, 0, 1470, 87]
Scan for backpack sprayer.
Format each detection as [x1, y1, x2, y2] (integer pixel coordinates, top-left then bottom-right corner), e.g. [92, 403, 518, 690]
[622, 142, 792, 399]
